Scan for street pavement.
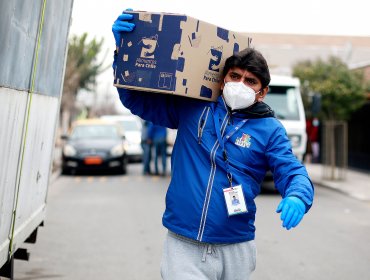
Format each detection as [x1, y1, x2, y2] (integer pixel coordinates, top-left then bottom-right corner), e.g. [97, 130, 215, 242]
[305, 163, 370, 202]
[20, 161, 369, 280]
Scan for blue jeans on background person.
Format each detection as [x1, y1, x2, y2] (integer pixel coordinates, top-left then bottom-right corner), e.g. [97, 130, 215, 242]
[142, 141, 152, 175]
[154, 138, 167, 176]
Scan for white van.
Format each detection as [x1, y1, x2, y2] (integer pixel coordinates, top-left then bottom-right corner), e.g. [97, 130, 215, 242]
[264, 75, 307, 162]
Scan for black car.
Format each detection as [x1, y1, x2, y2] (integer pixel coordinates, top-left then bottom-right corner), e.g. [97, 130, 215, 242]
[61, 119, 128, 175]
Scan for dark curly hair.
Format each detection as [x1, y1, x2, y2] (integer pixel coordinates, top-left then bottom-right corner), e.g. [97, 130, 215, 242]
[222, 48, 271, 88]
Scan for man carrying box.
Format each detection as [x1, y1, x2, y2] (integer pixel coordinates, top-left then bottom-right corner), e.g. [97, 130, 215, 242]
[112, 11, 314, 280]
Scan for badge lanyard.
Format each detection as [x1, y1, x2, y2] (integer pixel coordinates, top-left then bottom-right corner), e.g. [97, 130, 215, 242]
[212, 110, 248, 186]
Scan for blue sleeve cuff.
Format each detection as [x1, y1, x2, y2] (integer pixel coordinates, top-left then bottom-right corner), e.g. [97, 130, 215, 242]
[285, 175, 314, 213]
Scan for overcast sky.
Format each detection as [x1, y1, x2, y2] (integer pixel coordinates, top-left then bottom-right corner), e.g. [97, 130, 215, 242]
[69, 0, 369, 110]
[70, 0, 369, 40]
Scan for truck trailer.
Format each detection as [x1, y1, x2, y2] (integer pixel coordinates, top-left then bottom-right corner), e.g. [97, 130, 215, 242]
[0, 1, 74, 278]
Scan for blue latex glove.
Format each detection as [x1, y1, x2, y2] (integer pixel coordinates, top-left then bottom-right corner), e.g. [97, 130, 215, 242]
[112, 11, 135, 47]
[276, 196, 305, 230]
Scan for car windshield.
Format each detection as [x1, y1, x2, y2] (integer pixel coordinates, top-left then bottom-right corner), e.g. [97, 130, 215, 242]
[71, 125, 120, 140]
[118, 120, 141, 132]
[264, 86, 300, 120]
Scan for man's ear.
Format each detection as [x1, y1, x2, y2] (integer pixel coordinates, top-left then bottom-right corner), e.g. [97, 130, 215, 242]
[257, 86, 269, 102]
[220, 79, 225, 91]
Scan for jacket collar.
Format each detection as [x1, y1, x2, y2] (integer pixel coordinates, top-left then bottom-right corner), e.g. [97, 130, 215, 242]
[216, 95, 275, 119]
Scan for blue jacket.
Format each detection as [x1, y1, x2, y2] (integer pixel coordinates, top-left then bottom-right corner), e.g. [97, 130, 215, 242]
[117, 88, 314, 244]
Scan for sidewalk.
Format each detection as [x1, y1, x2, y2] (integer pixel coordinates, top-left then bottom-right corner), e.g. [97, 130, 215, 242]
[305, 163, 370, 202]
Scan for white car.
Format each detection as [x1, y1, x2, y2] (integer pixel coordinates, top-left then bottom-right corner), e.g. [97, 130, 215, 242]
[101, 115, 143, 162]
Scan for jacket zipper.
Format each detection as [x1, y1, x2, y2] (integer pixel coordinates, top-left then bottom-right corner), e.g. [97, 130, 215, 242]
[198, 107, 210, 144]
[197, 111, 229, 241]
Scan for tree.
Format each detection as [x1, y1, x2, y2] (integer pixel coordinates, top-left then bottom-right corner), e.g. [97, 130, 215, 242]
[61, 33, 108, 132]
[293, 57, 367, 180]
[293, 56, 366, 121]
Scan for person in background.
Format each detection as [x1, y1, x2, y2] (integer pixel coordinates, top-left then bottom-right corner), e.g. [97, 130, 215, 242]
[147, 123, 168, 176]
[305, 117, 320, 163]
[304, 118, 313, 163]
[112, 11, 314, 280]
[141, 120, 153, 175]
[310, 117, 320, 163]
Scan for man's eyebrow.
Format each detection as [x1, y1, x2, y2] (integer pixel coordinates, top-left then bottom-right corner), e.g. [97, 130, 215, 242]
[229, 71, 242, 76]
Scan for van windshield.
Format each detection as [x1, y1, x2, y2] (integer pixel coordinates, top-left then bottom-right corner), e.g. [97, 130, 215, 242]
[264, 86, 300, 121]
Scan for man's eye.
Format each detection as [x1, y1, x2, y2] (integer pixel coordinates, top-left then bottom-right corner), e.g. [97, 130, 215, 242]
[245, 78, 257, 85]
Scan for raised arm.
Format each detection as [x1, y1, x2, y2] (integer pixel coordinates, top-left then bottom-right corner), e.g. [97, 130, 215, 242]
[112, 10, 180, 129]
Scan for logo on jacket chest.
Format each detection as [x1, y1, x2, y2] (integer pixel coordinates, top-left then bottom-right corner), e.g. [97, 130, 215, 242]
[235, 133, 251, 148]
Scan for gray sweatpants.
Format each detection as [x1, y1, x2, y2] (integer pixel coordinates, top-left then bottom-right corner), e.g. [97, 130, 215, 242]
[160, 231, 256, 280]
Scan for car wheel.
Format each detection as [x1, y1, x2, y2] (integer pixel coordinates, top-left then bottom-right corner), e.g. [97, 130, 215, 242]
[61, 166, 70, 175]
[62, 166, 76, 176]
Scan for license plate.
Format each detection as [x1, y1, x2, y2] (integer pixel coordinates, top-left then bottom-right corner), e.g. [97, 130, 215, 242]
[84, 157, 103, 165]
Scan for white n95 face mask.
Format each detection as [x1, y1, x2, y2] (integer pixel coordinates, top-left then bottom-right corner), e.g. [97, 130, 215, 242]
[223, 81, 259, 110]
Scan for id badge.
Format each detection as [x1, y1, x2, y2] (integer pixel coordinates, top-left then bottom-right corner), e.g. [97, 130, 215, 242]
[223, 185, 248, 216]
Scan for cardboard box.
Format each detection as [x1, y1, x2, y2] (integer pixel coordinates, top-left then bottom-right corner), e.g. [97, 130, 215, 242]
[114, 11, 251, 102]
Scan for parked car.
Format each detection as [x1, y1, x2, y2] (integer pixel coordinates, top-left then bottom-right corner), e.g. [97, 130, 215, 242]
[101, 115, 143, 162]
[61, 119, 128, 175]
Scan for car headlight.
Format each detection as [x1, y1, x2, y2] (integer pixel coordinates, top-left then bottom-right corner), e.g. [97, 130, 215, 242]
[288, 134, 302, 148]
[63, 144, 76, 157]
[110, 144, 125, 156]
